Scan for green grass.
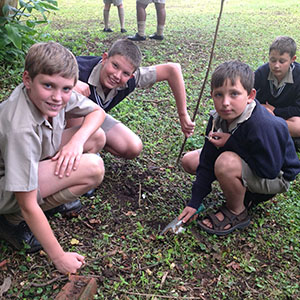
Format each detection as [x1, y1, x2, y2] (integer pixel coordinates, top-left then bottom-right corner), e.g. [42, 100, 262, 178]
[1, 0, 300, 299]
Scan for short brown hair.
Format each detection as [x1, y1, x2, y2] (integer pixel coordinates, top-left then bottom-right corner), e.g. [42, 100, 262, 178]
[108, 39, 142, 70]
[25, 41, 78, 85]
[211, 60, 254, 95]
[269, 36, 297, 58]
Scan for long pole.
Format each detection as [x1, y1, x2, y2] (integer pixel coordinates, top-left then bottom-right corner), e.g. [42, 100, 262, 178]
[176, 0, 226, 164]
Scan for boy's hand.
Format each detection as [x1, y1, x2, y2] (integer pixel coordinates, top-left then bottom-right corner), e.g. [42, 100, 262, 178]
[73, 80, 91, 97]
[178, 206, 197, 224]
[52, 142, 84, 178]
[208, 131, 230, 148]
[53, 252, 85, 274]
[179, 114, 195, 137]
[262, 102, 275, 115]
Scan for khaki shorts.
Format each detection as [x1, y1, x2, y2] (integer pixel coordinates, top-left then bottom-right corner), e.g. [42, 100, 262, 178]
[137, 0, 165, 5]
[241, 159, 290, 194]
[104, 0, 122, 5]
[101, 114, 120, 133]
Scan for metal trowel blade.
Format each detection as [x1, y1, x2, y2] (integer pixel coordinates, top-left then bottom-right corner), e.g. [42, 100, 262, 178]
[160, 217, 185, 235]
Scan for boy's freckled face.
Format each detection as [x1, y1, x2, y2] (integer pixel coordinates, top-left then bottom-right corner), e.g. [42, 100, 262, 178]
[23, 72, 74, 119]
[269, 50, 296, 82]
[99, 53, 135, 91]
[212, 78, 255, 125]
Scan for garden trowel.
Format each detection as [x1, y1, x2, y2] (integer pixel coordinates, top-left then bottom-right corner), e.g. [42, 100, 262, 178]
[160, 204, 205, 235]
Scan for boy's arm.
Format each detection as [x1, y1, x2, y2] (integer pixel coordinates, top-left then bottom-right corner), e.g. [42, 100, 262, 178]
[155, 63, 195, 137]
[15, 190, 85, 274]
[73, 80, 91, 97]
[52, 105, 106, 178]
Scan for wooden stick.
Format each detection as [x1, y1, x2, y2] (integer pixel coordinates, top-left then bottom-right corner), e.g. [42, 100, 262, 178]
[176, 0, 226, 164]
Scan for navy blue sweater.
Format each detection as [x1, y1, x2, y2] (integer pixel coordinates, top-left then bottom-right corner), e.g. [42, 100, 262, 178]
[188, 101, 300, 209]
[254, 62, 300, 119]
[76, 56, 136, 112]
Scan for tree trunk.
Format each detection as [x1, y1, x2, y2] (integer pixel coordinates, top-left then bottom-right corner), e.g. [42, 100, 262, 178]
[0, 0, 18, 17]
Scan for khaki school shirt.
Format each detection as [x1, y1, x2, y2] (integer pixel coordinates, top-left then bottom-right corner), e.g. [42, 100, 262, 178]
[0, 84, 96, 214]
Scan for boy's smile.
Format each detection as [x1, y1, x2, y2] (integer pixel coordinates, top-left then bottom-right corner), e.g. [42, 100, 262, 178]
[269, 50, 296, 83]
[23, 72, 74, 119]
[212, 78, 256, 125]
[99, 53, 135, 92]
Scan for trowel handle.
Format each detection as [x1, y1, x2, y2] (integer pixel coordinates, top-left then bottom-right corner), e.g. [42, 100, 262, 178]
[193, 203, 205, 217]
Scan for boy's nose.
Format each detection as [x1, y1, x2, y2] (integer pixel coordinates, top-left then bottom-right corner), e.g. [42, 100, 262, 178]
[52, 90, 62, 101]
[114, 70, 121, 81]
[222, 96, 230, 106]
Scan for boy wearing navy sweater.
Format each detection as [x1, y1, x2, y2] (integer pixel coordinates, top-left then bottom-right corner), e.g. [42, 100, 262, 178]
[179, 60, 300, 235]
[254, 36, 300, 150]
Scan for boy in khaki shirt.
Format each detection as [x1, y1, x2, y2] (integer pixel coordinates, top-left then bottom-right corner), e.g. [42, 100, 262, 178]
[0, 42, 106, 274]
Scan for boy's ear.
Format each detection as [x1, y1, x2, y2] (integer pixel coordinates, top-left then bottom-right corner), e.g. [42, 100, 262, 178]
[247, 88, 256, 103]
[291, 55, 296, 63]
[22, 71, 32, 89]
[101, 52, 108, 62]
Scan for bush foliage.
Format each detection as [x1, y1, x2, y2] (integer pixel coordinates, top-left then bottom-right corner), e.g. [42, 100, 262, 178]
[0, 0, 58, 64]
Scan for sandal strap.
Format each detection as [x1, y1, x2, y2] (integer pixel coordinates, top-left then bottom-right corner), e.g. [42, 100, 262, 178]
[206, 205, 249, 231]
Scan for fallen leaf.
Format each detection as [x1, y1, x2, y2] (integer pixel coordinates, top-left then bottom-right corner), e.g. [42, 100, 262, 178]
[177, 285, 187, 292]
[146, 269, 153, 276]
[124, 211, 137, 217]
[70, 238, 80, 245]
[170, 262, 176, 270]
[226, 261, 240, 270]
[0, 277, 11, 297]
[0, 260, 8, 269]
[160, 271, 168, 288]
[89, 218, 101, 224]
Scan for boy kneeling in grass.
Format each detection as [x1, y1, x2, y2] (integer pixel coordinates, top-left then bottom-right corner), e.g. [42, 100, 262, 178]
[0, 42, 106, 274]
[254, 36, 300, 150]
[179, 60, 300, 236]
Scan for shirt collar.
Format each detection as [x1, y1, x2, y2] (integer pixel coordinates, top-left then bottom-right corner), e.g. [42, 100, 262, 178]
[88, 60, 129, 104]
[211, 100, 256, 134]
[268, 64, 294, 88]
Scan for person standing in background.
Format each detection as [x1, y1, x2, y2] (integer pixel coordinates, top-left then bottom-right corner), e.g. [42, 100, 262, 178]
[103, 0, 127, 33]
[128, 0, 165, 41]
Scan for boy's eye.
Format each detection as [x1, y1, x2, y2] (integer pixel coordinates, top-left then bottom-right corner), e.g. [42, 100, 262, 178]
[123, 72, 131, 77]
[214, 92, 222, 97]
[112, 62, 118, 69]
[63, 87, 71, 92]
[44, 83, 52, 89]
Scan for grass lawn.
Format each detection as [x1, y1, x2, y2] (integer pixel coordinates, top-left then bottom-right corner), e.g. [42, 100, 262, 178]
[0, 0, 300, 299]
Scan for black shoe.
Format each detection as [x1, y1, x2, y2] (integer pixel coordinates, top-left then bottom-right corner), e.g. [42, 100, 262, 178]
[121, 28, 127, 33]
[292, 137, 300, 151]
[127, 33, 146, 41]
[149, 33, 164, 40]
[103, 28, 113, 32]
[45, 199, 83, 218]
[0, 215, 42, 253]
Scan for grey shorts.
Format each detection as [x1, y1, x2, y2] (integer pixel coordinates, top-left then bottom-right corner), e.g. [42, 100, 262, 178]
[137, 0, 165, 5]
[101, 114, 120, 133]
[241, 159, 290, 194]
[104, 0, 122, 6]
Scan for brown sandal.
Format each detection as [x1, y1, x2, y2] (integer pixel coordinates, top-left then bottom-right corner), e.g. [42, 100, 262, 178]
[197, 205, 250, 236]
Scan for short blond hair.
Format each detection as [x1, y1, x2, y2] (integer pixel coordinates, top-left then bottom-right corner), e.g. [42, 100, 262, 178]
[25, 41, 78, 85]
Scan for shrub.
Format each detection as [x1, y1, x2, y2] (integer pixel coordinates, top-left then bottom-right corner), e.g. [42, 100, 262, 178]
[0, 0, 58, 65]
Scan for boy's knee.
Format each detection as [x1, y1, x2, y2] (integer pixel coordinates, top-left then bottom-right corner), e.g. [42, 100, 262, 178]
[215, 151, 242, 176]
[86, 154, 105, 186]
[124, 139, 143, 159]
[94, 128, 106, 150]
[181, 150, 200, 175]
